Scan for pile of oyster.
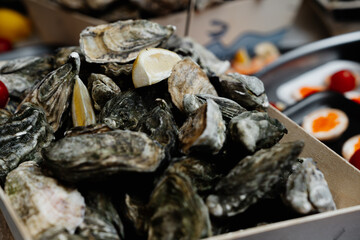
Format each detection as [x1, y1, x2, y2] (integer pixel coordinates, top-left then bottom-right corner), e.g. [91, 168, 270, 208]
[0, 20, 336, 240]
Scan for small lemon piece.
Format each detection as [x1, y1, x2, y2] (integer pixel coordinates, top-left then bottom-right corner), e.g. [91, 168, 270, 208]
[132, 48, 181, 88]
[0, 8, 31, 42]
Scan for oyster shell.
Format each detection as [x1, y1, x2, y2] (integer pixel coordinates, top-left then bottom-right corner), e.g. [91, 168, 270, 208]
[0, 103, 54, 181]
[86, 0, 116, 10]
[0, 56, 53, 98]
[167, 156, 221, 195]
[229, 111, 287, 152]
[122, 194, 148, 237]
[214, 73, 269, 111]
[136, 99, 178, 155]
[5, 161, 85, 238]
[101, 63, 133, 77]
[183, 94, 246, 121]
[80, 20, 175, 64]
[284, 158, 336, 214]
[71, 76, 96, 127]
[206, 141, 304, 217]
[42, 130, 165, 182]
[37, 227, 86, 240]
[168, 58, 218, 112]
[148, 172, 212, 239]
[64, 124, 111, 137]
[0, 108, 11, 125]
[179, 99, 226, 155]
[53, 46, 83, 68]
[18, 52, 80, 132]
[88, 73, 121, 111]
[77, 191, 124, 240]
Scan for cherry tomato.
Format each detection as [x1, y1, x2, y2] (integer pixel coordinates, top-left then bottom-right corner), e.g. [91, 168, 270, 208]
[328, 70, 356, 93]
[0, 80, 9, 108]
[349, 149, 360, 170]
[0, 37, 12, 53]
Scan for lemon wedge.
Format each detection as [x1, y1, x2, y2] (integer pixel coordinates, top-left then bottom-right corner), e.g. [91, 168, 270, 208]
[132, 48, 181, 88]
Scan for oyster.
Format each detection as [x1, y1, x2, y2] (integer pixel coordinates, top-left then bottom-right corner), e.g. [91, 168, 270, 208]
[148, 172, 212, 239]
[86, 0, 117, 10]
[37, 227, 86, 240]
[18, 52, 80, 132]
[183, 93, 246, 121]
[214, 73, 269, 111]
[122, 194, 148, 237]
[101, 63, 133, 77]
[229, 111, 287, 152]
[71, 76, 96, 127]
[100, 90, 153, 130]
[206, 141, 304, 217]
[42, 130, 165, 182]
[77, 191, 124, 240]
[5, 161, 85, 239]
[284, 158, 336, 214]
[136, 99, 178, 155]
[80, 20, 175, 64]
[88, 73, 121, 111]
[0, 56, 53, 98]
[168, 58, 218, 112]
[0, 103, 54, 181]
[64, 124, 111, 137]
[179, 99, 226, 155]
[0, 108, 11, 125]
[53, 46, 82, 68]
[167, 156, 221, 195]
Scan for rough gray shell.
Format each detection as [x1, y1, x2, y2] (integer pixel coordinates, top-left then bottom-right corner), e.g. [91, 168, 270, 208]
[206, 141, 304, 217]
[64, 124, 111, 137]
[42, 130, 165, 182]
[37, 227, 86, 240]
[168, 58, 218, 112]
[88, 73, 121, 111]
[183, 93, 246, 121]
[80, 19, 175, 63]
[179, 99, 226, 155]
[77, 191, 124, 240]
[215, 73, 269, 111]
[101, 63, 133, 77]
[229, 111, 287, 152]
[284, 158, 336, 214]
[18, 52, 80, 132]
[0, 103, 54, 182]
[0, 108, 11, 125]
[5, 161, 85, 239]
[0, 56, 53, 98]
[53, 46, 83, 68]
[148, 172, 212, 240]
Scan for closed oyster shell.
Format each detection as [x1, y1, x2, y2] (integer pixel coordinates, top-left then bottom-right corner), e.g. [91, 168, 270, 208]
[179, 99, 226, 155]
[5, 161, 85, 238]
[0, 56, 53, 98]
[18, 52, 80, 132]
[42, 130, 165, 182]
[37, 227, 86, 240]
[284, 158, 336, 214]
[64, 124, 111, 137]
[78, 191, 124, 240]
[101, 63, 133, 77]
[88, 73, 121, 111]
[229, 111, 287, 152]
[215, 73, 269, 111]
[80, 20, 175, 64]
[206, 141, 304, 217]
[168, 58, 218, 112]
[183, 94, 246, 121]
[148, 172, 212, 240]
[0, 108, 11, 125]
[0, 103, 54, 181]
[53, 46, 83, 68]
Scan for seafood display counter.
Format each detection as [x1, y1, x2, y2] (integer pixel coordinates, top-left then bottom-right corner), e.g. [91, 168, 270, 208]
[1, 19, 360, 240]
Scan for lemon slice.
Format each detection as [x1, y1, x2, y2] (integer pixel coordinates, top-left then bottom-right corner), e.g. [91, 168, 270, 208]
[132, 48, 181, 88]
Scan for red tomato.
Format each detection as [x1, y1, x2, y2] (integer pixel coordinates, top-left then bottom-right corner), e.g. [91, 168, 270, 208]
[0, 81, 9, 108]
[328, 70, 356, 93]
[349, 149, 360, 170]
[0, 37, 12, 53]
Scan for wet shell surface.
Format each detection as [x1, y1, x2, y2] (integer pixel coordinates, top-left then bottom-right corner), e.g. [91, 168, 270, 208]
[42, 130, 165, 182]
[80, 19, 175, 64]
[179, 99, 226, 155]
[168, 58, 218, 112]
[5, 161, 85, 239]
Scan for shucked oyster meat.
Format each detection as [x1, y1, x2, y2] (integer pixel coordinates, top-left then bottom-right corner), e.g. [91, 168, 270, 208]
[5, 161, 85, 239]
[0, 103, 54, 182]
[284, 158, 336, 214]
[80, 19, 175, 64]
[42, 130, 165, 182]
[206, 141, 304, 217]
